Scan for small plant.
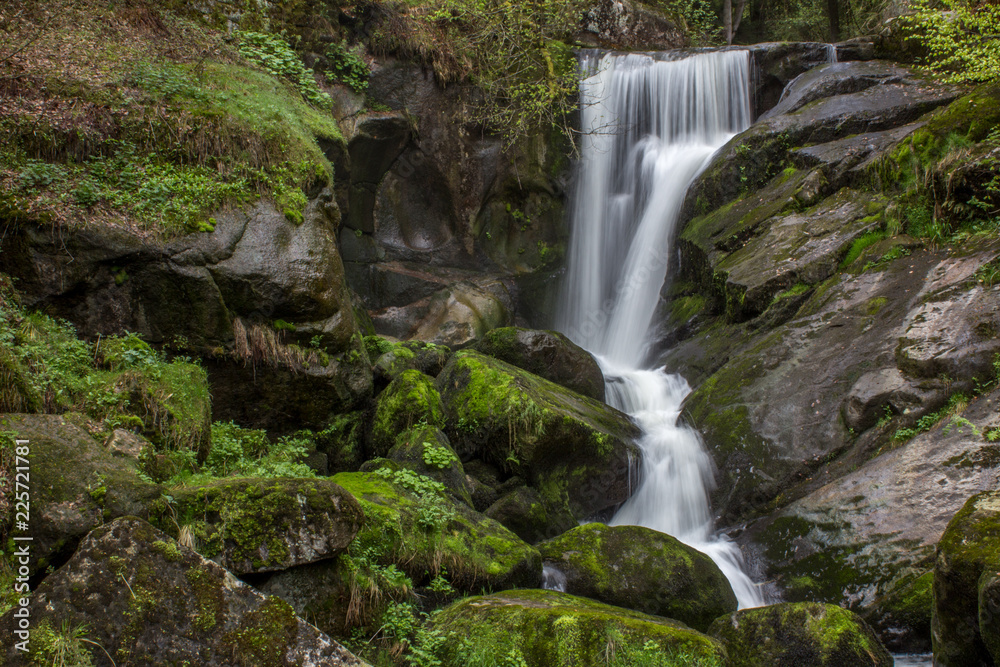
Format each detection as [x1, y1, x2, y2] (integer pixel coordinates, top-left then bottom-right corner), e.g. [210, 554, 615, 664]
[325, 41, 370, 94]
[30, 621, 98, 667]
[235, 31, 332, 109]
[422, 442, 458, 469]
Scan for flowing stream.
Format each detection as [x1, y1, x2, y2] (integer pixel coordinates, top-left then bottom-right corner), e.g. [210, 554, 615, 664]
[557, 50, 764, 608]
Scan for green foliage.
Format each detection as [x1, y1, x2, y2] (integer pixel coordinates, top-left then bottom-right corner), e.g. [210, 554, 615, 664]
[326, 40, 371, 94]
[163, 422, 316, 485]
[236, 31, 332, 108]
[374, 468, 456, 531]
[903, 0, 1000, 84]
[841, 230, 887, 268]
[892, 393, 970, 443]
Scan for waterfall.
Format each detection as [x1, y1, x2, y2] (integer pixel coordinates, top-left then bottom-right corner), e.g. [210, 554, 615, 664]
[557, 50, 764, 609]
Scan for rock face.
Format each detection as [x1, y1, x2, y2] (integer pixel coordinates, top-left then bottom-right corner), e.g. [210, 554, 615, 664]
[430, 589, 730, 667]
[147, 477, 364, 575]
[0, 413, 161, 576]
[0, 517, 367, 666]
[740, 388, 1000, 639]
[932, 490, 1000, 666]
[345, 59, 570, 332]
[708, 602, 892, 667]
[436, 350, 641, 529]
[537, 523, 737, 631]
[576, 0, 686, 50]
[476, 327, 606, 401]
[1, 198, 373, 433]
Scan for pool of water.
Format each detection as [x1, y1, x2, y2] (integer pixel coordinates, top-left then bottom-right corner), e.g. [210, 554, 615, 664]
[893, 654, 932, 666]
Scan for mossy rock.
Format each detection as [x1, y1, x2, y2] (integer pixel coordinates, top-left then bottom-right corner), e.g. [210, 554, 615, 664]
[0, 413, 161, 576]
[436, 351, 640, 521]
[148, 477, 364, 575]
[148, 360, 213, 461]
[864, 570, 933, 653]
[373, 340, 452, 388]
[538, 523, 737, 631]
[313, 410, 367, 473]
[475, 327, 605, 400]
[708, 602, 892, 667]
[387, 425, 473, 506]
[0, 346, 40, 413]
[485, 485, 575, 544]
[0, 517, 366, 666]
[370, 370, 445, 456]
[932, 489, 1000, 666]
[332, 470, 540, 591]
[430, 589, 730, 667]
[979, 570, 1000, 664]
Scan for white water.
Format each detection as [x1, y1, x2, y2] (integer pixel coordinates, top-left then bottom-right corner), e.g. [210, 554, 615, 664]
[557, 50, 764, 608]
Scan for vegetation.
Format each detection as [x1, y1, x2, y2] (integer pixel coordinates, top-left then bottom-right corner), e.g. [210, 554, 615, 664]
[903, 0, 1000, 84]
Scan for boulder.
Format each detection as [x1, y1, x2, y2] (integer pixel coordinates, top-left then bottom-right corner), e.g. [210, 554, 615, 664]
[387, 425, 473, 505]
[538, 523, 737, 631]
[430, 589, 730, 667]
[372, 280, 514, 348]
[0, 413, 160, 576]
[372, 339, 451, 387]
[331, 470, 540, 591]
[484, 486, 576, 544]
[147, 477, 364, 575]
[865, 571, 933, 653]
[370, 370, 446, 457]
[0, 517, 366, 666]
[476, 327, 605, 400]
[436, 351, 641, 521]
[932, 490, 1000, 666]
[709, 602, 891, 667]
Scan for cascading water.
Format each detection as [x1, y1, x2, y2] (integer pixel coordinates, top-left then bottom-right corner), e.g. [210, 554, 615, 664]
[557, 50, 764, 609]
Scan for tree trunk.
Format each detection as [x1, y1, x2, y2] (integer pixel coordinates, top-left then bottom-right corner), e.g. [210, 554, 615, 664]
[827, 0, 841, 42]
[723, 0, 733, 45]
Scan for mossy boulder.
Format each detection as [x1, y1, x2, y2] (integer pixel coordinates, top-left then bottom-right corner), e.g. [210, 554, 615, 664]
[370, 369, 445, 456]
[387, 425, 473, 505]
[373, 340, 452, 388]
[430, 589, 730, 667]
[708, 602, 892, 667]
[538, 523, 737, 631]
[0, 517, 366, 666]
[475, 327, 605, 400]
[147, 477, 363, 575]
[979, 570, 1000, 664]
[332, 470, 540, 591]
[485, 485, 576, 544]
[932, 489, 1000, 666]
[864, 571, 933, 653]
[0, 413, 161, 576]
[436, 351, 640, 521]
[312, 410, 367, 473]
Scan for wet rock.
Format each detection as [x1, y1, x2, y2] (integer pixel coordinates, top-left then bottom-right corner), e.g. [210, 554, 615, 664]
[437, 350, 640, 522]
[932, 489, 1000, 666]
[841, 368, 937, 432]
[484, 486, 575, 544]
[0, 517, 366, 666]
[372, 339, 451, 387]
[538, 523, 737, 631]
[103, 429, 152, 460]
[431, 589, 729, 666]
[708, 602, 891, 667]
[147, 477, 364, 575]
[476, 327, 605, 400]
[0, 413, 161, 576]
[576, 0, 685, 50]
[865, 572, 934, 653]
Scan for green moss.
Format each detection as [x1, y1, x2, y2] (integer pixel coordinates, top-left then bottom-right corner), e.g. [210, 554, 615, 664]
[432, 590, 729, 667]
[371, 370, 446, 456]
[185, 566, 224, 632]
[222, 597, 299, 667]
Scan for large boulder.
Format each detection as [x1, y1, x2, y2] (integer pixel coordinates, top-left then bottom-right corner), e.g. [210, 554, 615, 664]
[739, 384, 1000, 646]
[331, 470, 540, 590]
[708, 602, 892, 667]
[436, 350, 641, 523]
[476, 327, 605, 400]
[386, 425, 473, 506]
[430, 589, 730, 667]
[147, 477, 364, 575]
[538, 523, 737, 631]
[932, 490, 1000, 666]
[0, 517, 366, 666]
[0, 413, 160, 576]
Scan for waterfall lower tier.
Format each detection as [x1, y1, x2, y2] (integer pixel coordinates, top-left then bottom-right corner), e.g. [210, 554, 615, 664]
[557, 49, 763, 608]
